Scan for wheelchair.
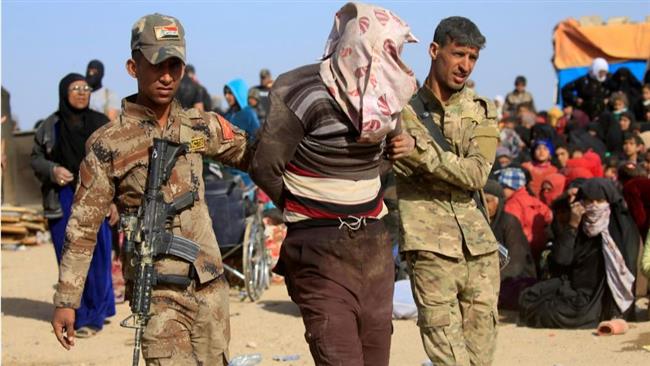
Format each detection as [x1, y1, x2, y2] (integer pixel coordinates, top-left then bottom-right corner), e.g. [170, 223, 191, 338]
[203, 163, 270, 301]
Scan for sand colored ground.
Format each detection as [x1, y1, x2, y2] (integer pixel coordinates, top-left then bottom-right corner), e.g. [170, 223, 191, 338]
[2, 243, 650, 366]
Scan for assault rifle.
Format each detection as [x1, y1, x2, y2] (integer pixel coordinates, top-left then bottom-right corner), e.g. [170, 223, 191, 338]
[120, 138, 200, 366]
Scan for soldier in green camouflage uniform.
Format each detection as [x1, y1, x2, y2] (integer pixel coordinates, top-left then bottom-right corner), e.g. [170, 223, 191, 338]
[392, 17, 500, 366]
[51, 14, 250, 365]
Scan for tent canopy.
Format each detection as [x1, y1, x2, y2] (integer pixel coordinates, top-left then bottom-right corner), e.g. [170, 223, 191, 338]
[553, 18, 650, 70]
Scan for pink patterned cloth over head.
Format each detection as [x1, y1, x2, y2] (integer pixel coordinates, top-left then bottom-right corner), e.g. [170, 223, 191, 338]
[320, 2, 418, 143]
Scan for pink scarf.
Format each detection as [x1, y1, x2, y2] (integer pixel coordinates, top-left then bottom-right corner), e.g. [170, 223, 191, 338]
[582, 201, 635, 312]
[319, 2, 418, 143]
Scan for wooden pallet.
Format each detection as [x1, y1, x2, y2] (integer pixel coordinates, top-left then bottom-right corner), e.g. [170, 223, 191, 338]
[1, 205, 48, 247]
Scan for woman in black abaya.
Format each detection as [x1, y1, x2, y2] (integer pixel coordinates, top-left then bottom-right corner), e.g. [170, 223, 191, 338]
[519, 178, 640, 328]
[31, 73, 116, 336]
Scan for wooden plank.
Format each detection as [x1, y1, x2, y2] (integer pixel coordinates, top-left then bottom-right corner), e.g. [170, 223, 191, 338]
[20, 214, 46, 223]
[0, 211, 22, 218]
[1, 206, 39, 214]
[1, 225, 28, 235]
[1, 216, 21, 223]
[1, 236, 23, 245]
[23, 222, 46, 232]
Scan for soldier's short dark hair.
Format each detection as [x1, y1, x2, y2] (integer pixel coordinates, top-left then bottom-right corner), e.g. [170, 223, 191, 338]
[433, 16, 486, 49]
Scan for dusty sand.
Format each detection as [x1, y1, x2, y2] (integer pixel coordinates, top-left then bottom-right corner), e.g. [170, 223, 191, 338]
[2, 243, 650, 366]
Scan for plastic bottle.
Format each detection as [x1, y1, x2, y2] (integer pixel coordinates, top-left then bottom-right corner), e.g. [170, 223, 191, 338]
[228, 353, 262, 366]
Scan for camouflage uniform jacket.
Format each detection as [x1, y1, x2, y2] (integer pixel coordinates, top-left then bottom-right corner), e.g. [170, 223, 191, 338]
[394, 84, 500, 258]
[54, 95, 250, 308]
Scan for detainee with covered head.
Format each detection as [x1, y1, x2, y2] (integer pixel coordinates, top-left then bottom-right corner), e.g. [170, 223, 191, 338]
[250, 2, 417, 365]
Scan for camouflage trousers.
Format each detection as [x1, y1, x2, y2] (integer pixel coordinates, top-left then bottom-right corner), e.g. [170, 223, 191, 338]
[140, 276, 230, 366]
[405, 249, 499, 366]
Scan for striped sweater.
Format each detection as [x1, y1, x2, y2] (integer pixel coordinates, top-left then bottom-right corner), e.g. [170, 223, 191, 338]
[250, 64, 388, 223]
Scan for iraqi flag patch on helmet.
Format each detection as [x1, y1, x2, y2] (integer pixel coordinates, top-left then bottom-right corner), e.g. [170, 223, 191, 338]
[154, 25, 180, 40]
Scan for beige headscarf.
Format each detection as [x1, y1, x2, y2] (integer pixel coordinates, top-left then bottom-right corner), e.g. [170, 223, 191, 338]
[320, 2, 418, 143]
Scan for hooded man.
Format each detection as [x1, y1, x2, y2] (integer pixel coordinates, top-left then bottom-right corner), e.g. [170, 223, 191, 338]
[223, 78, 260, 143]
[561, 57, 611, 119]
[250, 3, 417, 365]
[86, 59, 120, 120]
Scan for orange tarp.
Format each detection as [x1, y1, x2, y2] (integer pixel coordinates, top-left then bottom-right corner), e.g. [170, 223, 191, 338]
[553, 18, 650, 69]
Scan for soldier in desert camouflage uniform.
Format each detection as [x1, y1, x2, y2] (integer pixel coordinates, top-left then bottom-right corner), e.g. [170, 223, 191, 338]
[50, 14, 250, 365]
[392, 17, 501, 366]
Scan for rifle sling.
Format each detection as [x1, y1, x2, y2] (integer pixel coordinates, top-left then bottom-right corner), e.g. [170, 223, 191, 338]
[409, 94, 489, 222]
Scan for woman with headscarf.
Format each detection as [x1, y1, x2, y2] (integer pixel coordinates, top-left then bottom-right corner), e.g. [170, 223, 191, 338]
[484, 180, 537, 310]
[606, 111, 637, 155]
[519, 178, 640, 328]
[31, 73, 116, 337]
[605, 67, 642, 110]
[561, 57, 611, 119]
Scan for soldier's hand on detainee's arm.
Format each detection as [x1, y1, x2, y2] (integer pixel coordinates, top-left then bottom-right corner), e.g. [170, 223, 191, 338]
[52, 307, 76, 350]
[388, 132, 415, 160]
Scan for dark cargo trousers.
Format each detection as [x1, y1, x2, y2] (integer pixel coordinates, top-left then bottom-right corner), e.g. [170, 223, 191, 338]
[277, 220, 394, 366]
